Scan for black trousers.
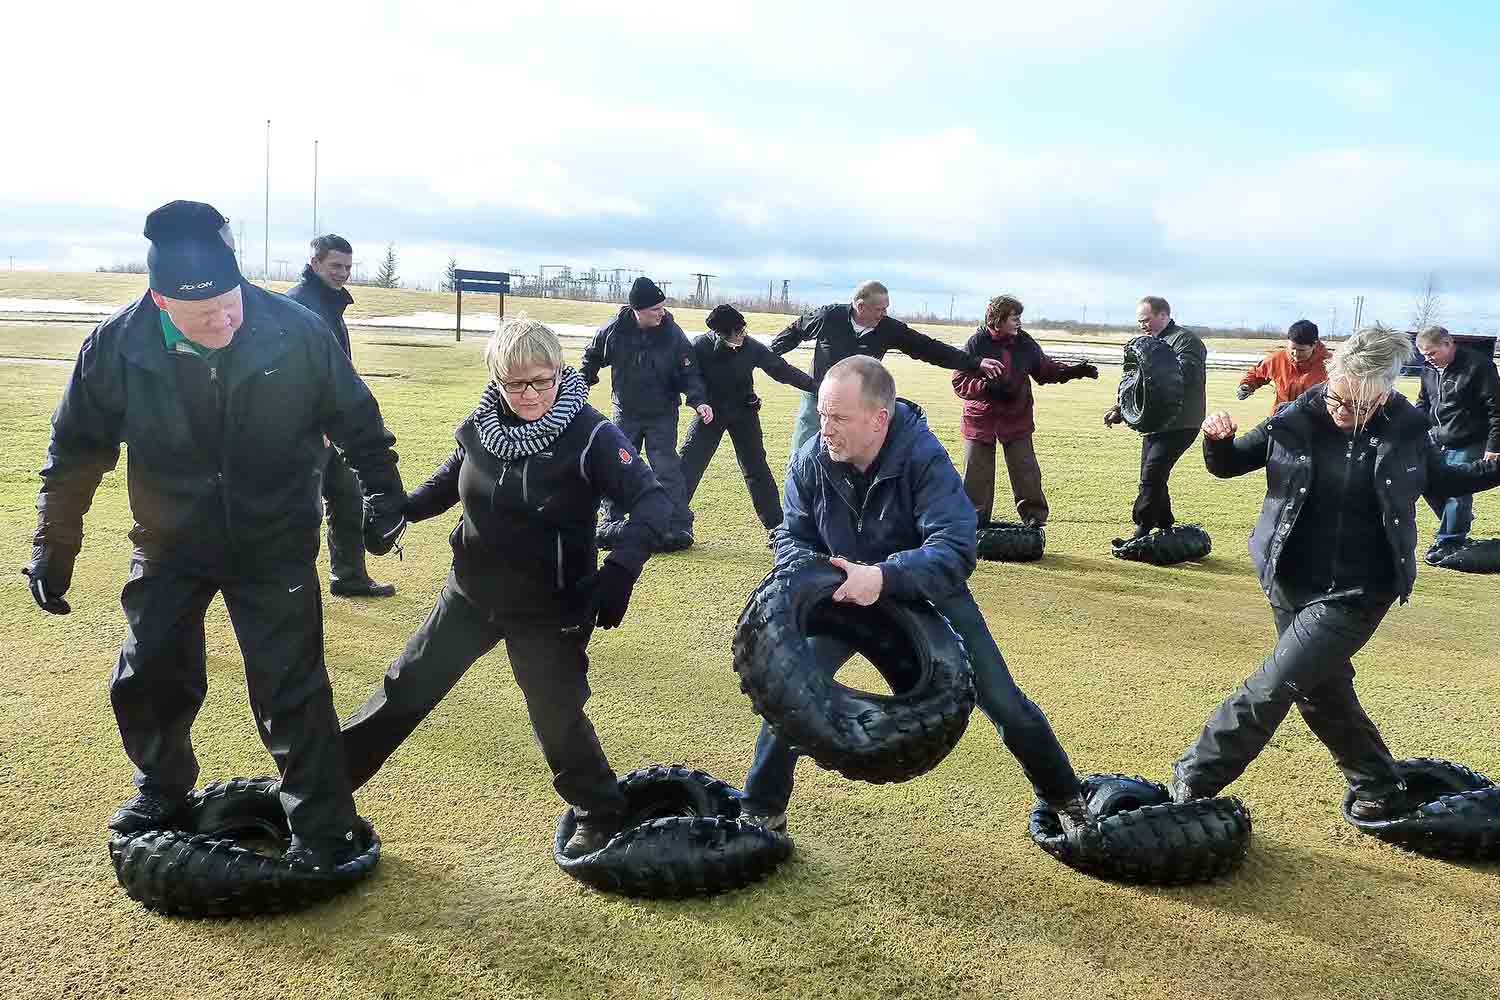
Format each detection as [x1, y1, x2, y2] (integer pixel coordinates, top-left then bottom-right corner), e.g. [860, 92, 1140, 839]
[1133, 427, 1199, 530]
[679, 408, 783, 530]
[602, 408, 690, 531]
[339, 574, 627, 817]
[109, 556, 360, 847]
[1174, 597, 1403, 800]
[322, 446, 369, 586]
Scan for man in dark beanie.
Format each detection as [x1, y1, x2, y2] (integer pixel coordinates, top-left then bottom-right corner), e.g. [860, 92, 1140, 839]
[679, 304, 816, 544]
[581, 276, 710, 550]
[287, 234, 396, 598]
[22, 199, 406, 870]
[1237, 319, 1330, 414]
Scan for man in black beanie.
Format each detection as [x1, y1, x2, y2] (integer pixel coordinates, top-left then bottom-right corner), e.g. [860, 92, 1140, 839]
[679, 304, 816, 544]
[287, 234, 396, 598]
[581, 276, 710, 550]
[22, 200, 406, 869]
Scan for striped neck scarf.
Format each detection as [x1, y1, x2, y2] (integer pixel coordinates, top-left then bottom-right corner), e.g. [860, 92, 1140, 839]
[472, 366, 587, 461]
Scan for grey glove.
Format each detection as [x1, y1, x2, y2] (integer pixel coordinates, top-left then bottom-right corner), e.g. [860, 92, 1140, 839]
[1236, 384, 1254, 401]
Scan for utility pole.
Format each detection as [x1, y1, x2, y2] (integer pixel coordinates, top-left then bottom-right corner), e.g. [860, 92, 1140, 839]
[312, 139, 319, 238]
[692, 272, 716, 305]
[263, 119, 271, 280]
[273, 259, 290, 281]
[781, 280, 789, 310]
[1082, 305, 1087, 324]
[1352, 295, 1365, 332]
[949, 295, 955, 321]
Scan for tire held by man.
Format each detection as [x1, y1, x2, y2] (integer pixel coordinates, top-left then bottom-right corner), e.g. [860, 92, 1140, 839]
[1342, 757, 1500, 860]
[976, 521, 1045, 562]
[732, 556, 977, 784]
[1118, 335, 1187, 433]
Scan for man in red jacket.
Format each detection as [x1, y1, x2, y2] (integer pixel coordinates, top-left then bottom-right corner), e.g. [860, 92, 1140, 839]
[1237, 319, 1330, 414]
[952, 296, 1097, 526]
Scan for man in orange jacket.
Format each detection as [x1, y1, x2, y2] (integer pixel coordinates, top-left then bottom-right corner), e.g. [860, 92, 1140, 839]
[1237, 319, 1330, 412]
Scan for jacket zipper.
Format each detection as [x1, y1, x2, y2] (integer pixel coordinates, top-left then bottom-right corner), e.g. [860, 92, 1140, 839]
[1328, 436, 1356, 592]
[521, 457, 530, 504]
[556, 534, 564, 590]
[209, 364, 234, 537]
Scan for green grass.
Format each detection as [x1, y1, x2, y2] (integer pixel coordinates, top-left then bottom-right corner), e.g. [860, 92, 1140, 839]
[1, 320, 1497, 1000]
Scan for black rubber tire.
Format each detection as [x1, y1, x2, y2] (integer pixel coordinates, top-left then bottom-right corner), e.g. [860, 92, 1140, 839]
[1029, 773, 1253, 885]
[732, 555, 977, 784]
[1342, 757, 1500, 860]
[554, 765, 791, 898]
[976, 521, 1045, 562]
[1111, 524, 1212, 565]
[184, 776, 287, 840]
[1118, 335, 1186, 433]
[1437, 538, 1500, 574]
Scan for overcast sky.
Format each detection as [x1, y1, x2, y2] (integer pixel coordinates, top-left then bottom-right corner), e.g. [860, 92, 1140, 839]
[5, 1, 1500, 331]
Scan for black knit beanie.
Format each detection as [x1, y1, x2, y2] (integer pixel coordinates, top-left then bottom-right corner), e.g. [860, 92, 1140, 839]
[628, 276, 666, 309]
[705, 304, 746, 334]
[145, 200, 242, 301]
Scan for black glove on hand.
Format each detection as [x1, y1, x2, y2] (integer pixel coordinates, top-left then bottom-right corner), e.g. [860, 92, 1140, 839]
[363, 492, 408, 557]
[1235, 383, 1254, 401]
[22, 543, 77, 615]
[577, 560, 636, 630]
[1070, 363, 1100, 380]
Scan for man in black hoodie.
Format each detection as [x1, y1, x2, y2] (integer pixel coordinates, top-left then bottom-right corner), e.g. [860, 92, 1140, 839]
[1414, 326, 1500, 563]
[286, 234, 396, 598]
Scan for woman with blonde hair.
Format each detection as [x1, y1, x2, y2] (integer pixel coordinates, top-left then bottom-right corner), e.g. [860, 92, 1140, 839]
[339, 316, 671, 857]
[1170, 325, 1500, 817]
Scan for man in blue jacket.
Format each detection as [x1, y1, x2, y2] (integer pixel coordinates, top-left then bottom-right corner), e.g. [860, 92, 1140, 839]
[736, 356, 1088, 836]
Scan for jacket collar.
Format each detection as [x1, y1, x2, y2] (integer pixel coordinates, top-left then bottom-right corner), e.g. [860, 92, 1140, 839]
[299, 264, 354, 310]
[815, 399, 926, 484]
[120, 285, 289, 379]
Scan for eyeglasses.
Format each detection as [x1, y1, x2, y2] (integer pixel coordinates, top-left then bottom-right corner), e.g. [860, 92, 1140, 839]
[498, 374, 558, 395]
[1325, 390, 1385, 415]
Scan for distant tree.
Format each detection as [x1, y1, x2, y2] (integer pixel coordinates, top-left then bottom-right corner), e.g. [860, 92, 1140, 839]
[1411, 272, 1443, 331]
[442, 256, 458, 293]
[375, 244, 400, 289]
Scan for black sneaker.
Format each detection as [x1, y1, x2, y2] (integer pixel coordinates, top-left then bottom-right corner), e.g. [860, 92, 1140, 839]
[1424, 542, 1461, 566]
[285, 819, 374, 871]
[563, 815, 621, 858]
[1050, 794, 1090, 838]
[1348, 790, 1409, 821]
[330, 578, 397, 598]
[1168, 774, 1202, 804]
[660, 527, 694, 552]
[109, 790, 188, 834]
[739, 809, 788, 834]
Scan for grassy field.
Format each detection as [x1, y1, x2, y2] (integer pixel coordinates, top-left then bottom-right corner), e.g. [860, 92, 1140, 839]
[1, 316, 1497, 1000]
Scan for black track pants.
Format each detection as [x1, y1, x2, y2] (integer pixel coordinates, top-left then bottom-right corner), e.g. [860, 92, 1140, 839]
[679, 409, 784, 530]
[322, 446, 370, 586]
[1133, 427, 1199, 530]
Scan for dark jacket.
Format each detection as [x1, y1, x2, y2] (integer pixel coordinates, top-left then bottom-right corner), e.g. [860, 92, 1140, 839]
[403, 403, 670, 624]
[952, 326, 1090, 443]
[285, 265, 354, 358]
[1157, 320, 1208, 433]
[580, 308, 706, 416]
[1203, 385, 1500, 603]
[769, 303, 983, 384]
[35, 285, 401, 569]
[691, 333, 815, 421]
[1416, 345, 1500, 453]
[777, 400, 976, 602]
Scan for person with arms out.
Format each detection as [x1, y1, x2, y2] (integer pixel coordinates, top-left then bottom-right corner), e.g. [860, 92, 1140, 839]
[952, 295, 1099, 527]
[1170, 326, 1500, 816]
[1413, 325, 1500, 564]
[737, 356, 1088, 837]
[339, 317, 671, 858]
[771, 280, 1003, 462]
[580, 277, 709, 550]
[287, 233, 397, 598]
[679, 304, 816, 544]
[1104, 296, 1208, 543]
[23, 201, 405, 869]
[1237, 319, 1330, 414]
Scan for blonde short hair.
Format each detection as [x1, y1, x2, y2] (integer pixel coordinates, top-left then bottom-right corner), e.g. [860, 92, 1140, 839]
[853, 280, 889, 304]
[1328, 324, 1409, 397]
[484, 314, 562, 384]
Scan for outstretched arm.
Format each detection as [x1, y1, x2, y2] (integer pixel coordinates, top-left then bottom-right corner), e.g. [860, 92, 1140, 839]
[403, 447, 464, 521]
[1201, 411, 1271, 478]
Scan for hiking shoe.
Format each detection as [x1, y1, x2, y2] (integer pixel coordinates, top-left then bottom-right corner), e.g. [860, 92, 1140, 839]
[1424, 542, 1462, 566]
[1348, 790, 1410, 822]
[285, 819, 374, 871]
[739, 810, 788, 834]
[109, 790, 188, 834]
[659, 527, 694, 552]
[562, 815, 621, 858]
[1050, 794, 1090, 837]
[1168, 774, 1203, 804]
[330, 578, 397, 598]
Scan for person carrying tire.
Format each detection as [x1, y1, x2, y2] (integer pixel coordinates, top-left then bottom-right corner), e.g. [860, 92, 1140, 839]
[338, 316, 672, 859]
[1170, 325, 1500, 818]
[286, 233, 397, 599]
[1236, 319, 1330, 414]
[737, 356, 1088, 836]
[679, 304, 816, 544]
[22, 200, 404, 870]
[580, 277, 709, 551]
[952, 294, 1099, 526]
[770, 280, 1003, 467]
[1105, 296, 1207, 542]
[1413, 325, 1500, 565]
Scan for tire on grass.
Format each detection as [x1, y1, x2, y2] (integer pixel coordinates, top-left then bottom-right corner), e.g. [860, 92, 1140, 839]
[184, 776, 287, 840]
[554, 764, 791, 898]
[1342, 757, 1500, 860]
[1111, 524, 1212, 565]
[1436, 538, 1500, 574]
[976, 521, 1045, 562]
[1029, 773, 1253, 884]
[1118, 335, 1186, 433]
[732, 555, 977, 784]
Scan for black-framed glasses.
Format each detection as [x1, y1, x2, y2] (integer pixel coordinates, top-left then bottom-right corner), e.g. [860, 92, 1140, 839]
[498, 374, 558, 395]
[1325, 390, 1386, 415]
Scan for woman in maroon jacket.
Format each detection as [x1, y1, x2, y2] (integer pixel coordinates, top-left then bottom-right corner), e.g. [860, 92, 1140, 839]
[952, 296, 1098, 526]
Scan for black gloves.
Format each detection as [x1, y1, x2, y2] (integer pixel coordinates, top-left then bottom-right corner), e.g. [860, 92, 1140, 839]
[363, 492, 408, 556]
[1068, 363, 1100, 380]
[1236, 384, 1254, 401]
[23, 543, 77, 615]
[576, 560, 636, 630]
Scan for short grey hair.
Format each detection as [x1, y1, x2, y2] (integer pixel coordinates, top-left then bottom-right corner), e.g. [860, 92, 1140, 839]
[853, 280, 889, 304]
[1328, 324, 1409, 397]
[484, 314, 562, 384]
[824, 355, 895, 413]
[1416, 325, 1453, 347]
[1139, 295, 1171, 317]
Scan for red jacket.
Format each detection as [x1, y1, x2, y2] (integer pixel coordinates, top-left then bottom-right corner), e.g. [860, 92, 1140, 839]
[1240, 342, 1331, 413]
[952, 327, 1081, 444]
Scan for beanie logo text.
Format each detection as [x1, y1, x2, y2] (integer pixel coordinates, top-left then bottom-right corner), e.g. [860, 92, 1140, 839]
[177, 280, 215, 291]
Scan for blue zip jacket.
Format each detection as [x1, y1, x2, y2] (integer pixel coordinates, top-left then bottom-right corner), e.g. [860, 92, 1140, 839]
[775, 400, 976, 601]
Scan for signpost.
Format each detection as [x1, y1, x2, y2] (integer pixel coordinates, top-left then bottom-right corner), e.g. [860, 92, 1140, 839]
[453, 268, 511, 342]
